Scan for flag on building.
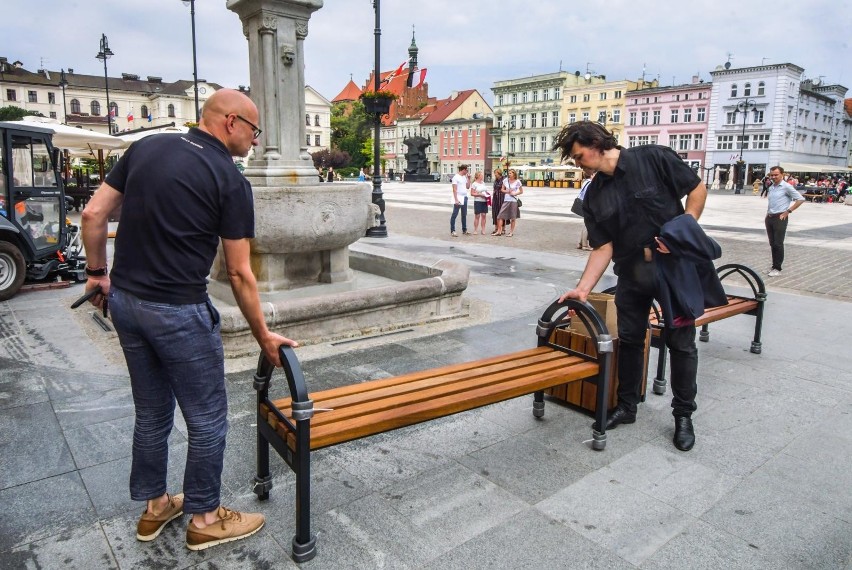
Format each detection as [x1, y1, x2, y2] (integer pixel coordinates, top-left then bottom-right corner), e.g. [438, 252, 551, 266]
[415, 68, 427, 89]
[381, 60, 407, 86]
[127, 111, 134, 122]
[147, 113, 153, 122]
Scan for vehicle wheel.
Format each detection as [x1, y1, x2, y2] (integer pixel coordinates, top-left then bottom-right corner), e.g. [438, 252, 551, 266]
[0, 241, 27, 301]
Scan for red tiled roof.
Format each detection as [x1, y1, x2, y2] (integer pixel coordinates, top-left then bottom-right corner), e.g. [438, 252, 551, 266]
[420, 90, 476, 125]
[332, 79, 362, 103]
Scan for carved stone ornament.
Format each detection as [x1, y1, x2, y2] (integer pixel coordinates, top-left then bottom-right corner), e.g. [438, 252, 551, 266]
[280, 44, 296, 66]
[295, 22, 308, 40]
[260, 16, 278, 32]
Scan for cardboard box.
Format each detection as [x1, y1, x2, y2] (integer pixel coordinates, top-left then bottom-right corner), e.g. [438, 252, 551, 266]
[571, 292, 618, 339]
[544, 326, 649, 414]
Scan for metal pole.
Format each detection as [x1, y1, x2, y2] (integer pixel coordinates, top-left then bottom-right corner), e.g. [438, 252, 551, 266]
[189, 0, 200, 122]
[366, 0, 387, 238]
[59, 69, 68, 124]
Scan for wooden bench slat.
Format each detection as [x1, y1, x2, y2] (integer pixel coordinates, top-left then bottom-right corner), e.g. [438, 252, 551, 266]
[277, 352, 588, 430]
[303, 360, 600, 449]
[648, 295, 758, 333]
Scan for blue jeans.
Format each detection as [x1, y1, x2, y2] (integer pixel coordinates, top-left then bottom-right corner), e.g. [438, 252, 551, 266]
[450, 197, 468, 232]
[109, 286, 227, 514]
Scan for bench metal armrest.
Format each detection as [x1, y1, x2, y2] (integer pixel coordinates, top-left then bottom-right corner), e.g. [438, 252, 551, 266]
[254, 346, 313, 416]
[716, 263, 766, 300]
[536, 298, 613, 353]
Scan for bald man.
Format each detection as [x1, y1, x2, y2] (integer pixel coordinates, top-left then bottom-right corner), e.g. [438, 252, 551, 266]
[82, 89, 297, 551]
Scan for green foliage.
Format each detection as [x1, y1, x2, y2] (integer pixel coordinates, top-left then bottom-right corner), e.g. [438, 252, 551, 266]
[0, 106, 44, 121]
[310, 148, 351, 169]
[330, 100, 372, 169]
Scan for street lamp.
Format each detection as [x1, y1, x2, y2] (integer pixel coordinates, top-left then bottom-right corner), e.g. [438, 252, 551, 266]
[58, 69, 68, 124]
[365, 0, 388, 238]
[182, 0, 200, 122]
[96, 34, 114, 134]
[503, 119, 515, 173]
[735, 98, 756, 193]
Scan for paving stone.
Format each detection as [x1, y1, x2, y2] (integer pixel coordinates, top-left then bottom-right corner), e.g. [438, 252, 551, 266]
[0, 401, 75, 489]
[7, 522, 119, 569]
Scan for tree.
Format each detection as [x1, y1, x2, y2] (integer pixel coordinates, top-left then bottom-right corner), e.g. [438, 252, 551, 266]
[310, 148, 351, 169]
[0, 106, 44, 121]
[330, 100, 371, 169]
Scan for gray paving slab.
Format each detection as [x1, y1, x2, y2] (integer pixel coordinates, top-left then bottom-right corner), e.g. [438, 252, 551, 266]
[1, 191, 850, 568]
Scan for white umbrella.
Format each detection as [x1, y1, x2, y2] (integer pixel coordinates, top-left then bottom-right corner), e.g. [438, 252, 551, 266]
[11, 116, 124, 155]
[116, 125, 189, 148]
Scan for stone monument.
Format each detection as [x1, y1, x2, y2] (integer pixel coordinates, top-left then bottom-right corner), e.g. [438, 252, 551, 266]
[402, 134, 435, 182]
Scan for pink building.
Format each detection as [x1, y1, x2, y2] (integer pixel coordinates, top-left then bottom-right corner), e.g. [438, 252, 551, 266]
[623, 78, 713, 178]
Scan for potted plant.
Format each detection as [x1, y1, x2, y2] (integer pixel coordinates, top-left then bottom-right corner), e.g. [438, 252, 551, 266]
[359, 90, 397, 115]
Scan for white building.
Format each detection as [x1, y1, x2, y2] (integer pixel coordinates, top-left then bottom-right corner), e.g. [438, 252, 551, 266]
[705, 62, 851, 187]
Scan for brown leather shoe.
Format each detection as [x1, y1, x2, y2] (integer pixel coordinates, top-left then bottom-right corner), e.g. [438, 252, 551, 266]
[136, 493, 184, 541]
[185, 506, 265, 551]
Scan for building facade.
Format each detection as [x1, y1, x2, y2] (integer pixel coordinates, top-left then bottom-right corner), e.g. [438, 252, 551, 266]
[623, 79, 712, 181]
[419, 90, 493, 179]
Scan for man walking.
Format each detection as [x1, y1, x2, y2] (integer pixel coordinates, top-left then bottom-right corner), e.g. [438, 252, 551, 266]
[81, 89, 298, 550]
[553, 121, 709, 451]
[450, 164, 470, 237]
[764, 166, 804, 276]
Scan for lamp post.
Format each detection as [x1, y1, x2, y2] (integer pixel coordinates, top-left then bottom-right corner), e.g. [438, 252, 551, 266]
[182, 0, 200, 122]
[735, 98, 756, 194]
[96, 34, 114, 134]
[366, 0, 387, 238]
[58, 69, 68, 124]
[503, 119, 515, 174]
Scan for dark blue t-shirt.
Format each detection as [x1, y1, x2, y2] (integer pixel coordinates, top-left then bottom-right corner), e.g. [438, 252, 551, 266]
[106, 128, 254, 304]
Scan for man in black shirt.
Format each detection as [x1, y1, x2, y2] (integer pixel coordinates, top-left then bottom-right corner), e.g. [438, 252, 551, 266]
[82, 89, 298, 549]
[553, 122, 708, 451]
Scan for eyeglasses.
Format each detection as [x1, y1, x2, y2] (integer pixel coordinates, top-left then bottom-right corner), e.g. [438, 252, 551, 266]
[228, 114, 262, 139]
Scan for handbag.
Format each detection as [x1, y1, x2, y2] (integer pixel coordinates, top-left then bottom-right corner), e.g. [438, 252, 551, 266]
[516, 198, 522, 207]
[571, 196, 584, 216]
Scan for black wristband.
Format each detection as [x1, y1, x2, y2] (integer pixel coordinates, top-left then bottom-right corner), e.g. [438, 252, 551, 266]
[85, 266, 108, 277]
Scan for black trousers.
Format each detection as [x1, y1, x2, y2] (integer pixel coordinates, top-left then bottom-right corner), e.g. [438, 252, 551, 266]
[614, 258, 698, 418]
[765, 215, 788, 271]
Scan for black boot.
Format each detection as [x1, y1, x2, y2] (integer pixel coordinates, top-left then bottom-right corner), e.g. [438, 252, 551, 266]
[593, 405, 636, 431]
[673, 416, 695, 451]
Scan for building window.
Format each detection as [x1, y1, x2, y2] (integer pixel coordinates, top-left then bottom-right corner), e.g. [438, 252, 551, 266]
[109, 102, 118, 118]
[675, 94, 680, 102]
[498, 94, 504, 106]
[27, 90, 38, 103]
[541, 113, 548, 128]
[629, 111, 637, 126]
[628, 136, 637, 148]
[530, 113, 537, 128]
[315, 134, 321, 146]
[5, 89, 16, 101]
[305, 113, 310, 126]
[753, 110, 764, 123]
[614, 90, 622, 98]
[519, 137, 526, 152]
[637, 135, 649, 146]
[652, 110, 660, 125]
[582, 111, 589, 121]
[510, 114, 517, 128]
[532, 90, 539, 102]
[598, 111, 607, 123]
[650, 135, 657, 145]
[542, 89, 549, 101]
[582, 93, 590, 102]
[306, 134, 311, 146]
[641, 111, 648, 125]
[466, 143, 471, 154]
[522, 91, 528, 103]
[509, 137, 516, 153]
[168, 104, 175, 117]
[726, 111, 737, 125]
[569, 112, 576, 124]
[670, 109, 679, 123]
[496, 140, 502, 153]
[91, 100, 101, 116]
[540, 136, 546, 150]
[678, 134, 692, 150]
[476, 145, 480, 154]
[693, 134, 703, 150]
[669, 135, 677, 149]
[717, 135, 734, 150]
[511, 93, 517, 104]
[599, 92, 607, 100]
[520, 114, 526, 128]
[736, 135, 749, 150]
[570, 94, 577, 103]
[141, 104, 148, 119]
[611, 110, 620, 123]
[551, 111, 559, 126]
[48, 92, 55, 104]
[697, 107, 706, 121]
[753, 133, 770, 149]
[731, 84, 738, 97]
[743, 82, 751, 96]
[70, 99, 80, 113]
[684, 93, 689, 100]
[757, 81, 765, 96]
[530, 137, 537, 152]
[315, 115, 320, 126]
[683, 108, 692, 122]
[554, 87, 560, 99]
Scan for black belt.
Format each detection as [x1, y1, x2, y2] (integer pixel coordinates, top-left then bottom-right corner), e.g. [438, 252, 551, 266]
[766, 212, 785, 218]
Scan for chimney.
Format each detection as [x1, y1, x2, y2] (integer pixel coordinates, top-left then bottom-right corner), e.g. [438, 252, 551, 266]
[147, 76, 162, 83]
[692, 75, 700, 84]
[68, 68, 74, 74]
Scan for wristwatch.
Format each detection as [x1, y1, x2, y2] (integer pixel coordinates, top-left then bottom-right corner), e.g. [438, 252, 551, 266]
[786, 209, 792, 214]
[85, 265, 108, 277]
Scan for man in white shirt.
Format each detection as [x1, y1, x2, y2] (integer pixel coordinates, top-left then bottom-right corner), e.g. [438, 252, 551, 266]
[765, 166, 804, 277]
[450, 164, 470, 237]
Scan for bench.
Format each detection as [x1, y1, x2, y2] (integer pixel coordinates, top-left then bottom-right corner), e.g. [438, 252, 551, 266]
[605, 263, 767, 396]
[251, 299, 614, 562]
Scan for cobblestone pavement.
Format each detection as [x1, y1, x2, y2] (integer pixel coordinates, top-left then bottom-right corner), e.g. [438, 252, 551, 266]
[379, 182, 852, 301]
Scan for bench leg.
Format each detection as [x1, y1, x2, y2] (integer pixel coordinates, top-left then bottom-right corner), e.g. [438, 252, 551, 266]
[292, 420, 317, 563]
[653, 337, 669, 396]
[699, 324, 710, 343]
[253, 429, 272, 501]
[751, 293, 766, 354]
[532, 390, 545, 418]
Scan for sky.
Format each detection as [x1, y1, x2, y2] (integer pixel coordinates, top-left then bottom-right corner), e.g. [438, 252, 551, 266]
[2, 0, 850, 107]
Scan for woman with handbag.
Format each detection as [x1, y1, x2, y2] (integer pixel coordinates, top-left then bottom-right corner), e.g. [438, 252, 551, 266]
[491, 168, 505, 233]
[493, 168, 523, 237]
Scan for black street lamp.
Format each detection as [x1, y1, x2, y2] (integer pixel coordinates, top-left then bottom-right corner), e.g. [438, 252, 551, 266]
[366, 0, 387, 238]
[735, 98, 756, 194]
[58, 69, 68, 124]
[182, 0, 200, 122]
[96, 34, 114, 134]
[504, 120, 515, 173]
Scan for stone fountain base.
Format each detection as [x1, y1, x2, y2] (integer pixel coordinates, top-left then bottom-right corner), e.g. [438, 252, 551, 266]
[209, 242, 470, 358]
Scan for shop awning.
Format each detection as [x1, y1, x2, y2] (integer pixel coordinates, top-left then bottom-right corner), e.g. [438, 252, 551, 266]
[779, 161, 852, 173]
